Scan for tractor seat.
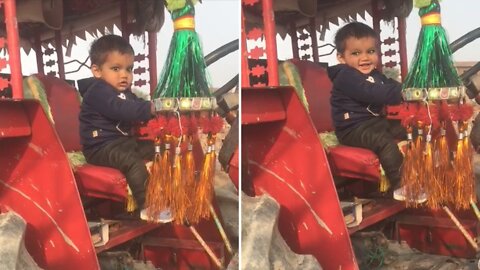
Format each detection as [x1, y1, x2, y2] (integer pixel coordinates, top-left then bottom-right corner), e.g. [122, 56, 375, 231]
[287, 59, 381, 182]
[27, 74, 128, 202]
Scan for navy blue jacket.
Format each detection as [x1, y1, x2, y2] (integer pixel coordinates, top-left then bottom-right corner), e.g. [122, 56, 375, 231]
[328, 64, 402, 132]
[79, 78, 152, 152]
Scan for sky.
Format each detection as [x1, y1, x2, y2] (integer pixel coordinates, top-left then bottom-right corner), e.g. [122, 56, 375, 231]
[277, 0, 480, 66]
[19, 0, 240, 89]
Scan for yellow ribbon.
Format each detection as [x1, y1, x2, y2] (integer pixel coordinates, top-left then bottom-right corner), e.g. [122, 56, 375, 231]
[174, 15, 195, 31]
[421, 12, 441, 25]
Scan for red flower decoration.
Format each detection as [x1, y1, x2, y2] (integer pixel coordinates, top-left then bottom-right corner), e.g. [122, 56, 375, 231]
[180, 115, 191, 135]
[414, 104, 429, 124]
[189, 115, 198, 133]
[397, 103, 417, 128]
[147, 119, 159, 136]
[167, 116, 182, 137]
[438, 101, 450, 122]
[210, 115, 224, 134]
[459, 103, 474, 121]
[449, 104, 461, 122]
[199, 116, 210, 133]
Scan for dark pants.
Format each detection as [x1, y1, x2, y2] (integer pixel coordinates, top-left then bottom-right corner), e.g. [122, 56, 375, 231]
[336, 117, 406, 190]
[83, 137, 154, 208]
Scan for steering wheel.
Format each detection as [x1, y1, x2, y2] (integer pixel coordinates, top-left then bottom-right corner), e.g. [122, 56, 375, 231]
[203, 39, 239, 172]
[449, 27, 480, 100]
[204, 39, 239, 117]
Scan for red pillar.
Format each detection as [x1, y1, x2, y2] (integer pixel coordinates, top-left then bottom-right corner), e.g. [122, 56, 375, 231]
[262, 0, 279, 86]
[148, 32, 157, 95]
[397, 17, 408, 81]
[3, 0, 23, 98]
[241, 5, 250, 87]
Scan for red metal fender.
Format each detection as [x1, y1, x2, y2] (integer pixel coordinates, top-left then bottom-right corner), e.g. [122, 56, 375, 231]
[0, 99, 99, 269]
[228, 149, 239, 190]
[242, 86, 359, 270]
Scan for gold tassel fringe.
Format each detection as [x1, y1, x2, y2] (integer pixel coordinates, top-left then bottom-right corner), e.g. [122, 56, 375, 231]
[145, 139, 164, 219]
[194, 135, 216, 220]
[172, 144, 190, 224]
[126, 185, 138, 212]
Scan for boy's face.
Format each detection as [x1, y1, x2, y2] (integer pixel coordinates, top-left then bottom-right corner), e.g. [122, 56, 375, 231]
[337, 36, 378, 75]
[91, 51, 134, 92]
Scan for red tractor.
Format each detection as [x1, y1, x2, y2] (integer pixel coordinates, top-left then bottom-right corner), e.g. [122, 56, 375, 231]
[241, 0, 480, 269]
[0, 0, 238, 269]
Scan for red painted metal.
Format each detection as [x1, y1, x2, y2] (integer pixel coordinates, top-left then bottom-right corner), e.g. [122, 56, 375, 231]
[0, 99, 99, 269]
[0, 102, 31, 137]
[95, 221, 161, 253]
[242, 86, 358, 270]
[397, 17, 408, 81]
[74, 164, 127, 201]
[228, 149, 239, 190]
[396, 209, 479, 258]
[309, 18, 319, 63]
[143, 237, 225, 270]
[3, 0, 23, 99]
[348, 199, 405, 234]
[148, 31, 158, 95]
[261, 0, 279, 86]
[54, 31, 65, 79]
[241, 6, 250, 87]
[288, 59, 332, 132]
[142, 201, 231, 269]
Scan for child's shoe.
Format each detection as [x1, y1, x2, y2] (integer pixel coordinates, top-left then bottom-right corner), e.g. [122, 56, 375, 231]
[140, 208, 173, 223]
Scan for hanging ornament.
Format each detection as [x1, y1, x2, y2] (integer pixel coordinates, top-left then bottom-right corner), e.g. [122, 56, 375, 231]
[144, 0, 222, 224]
[399, 0, 474, 209]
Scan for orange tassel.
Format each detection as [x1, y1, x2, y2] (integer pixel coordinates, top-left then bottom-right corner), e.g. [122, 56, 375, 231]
[184, 138, 199, 223]
[424, 130, 439, 209]
[402, 124, 425, 207]
[145, 139, 164, 218]
[184, 139, 197, 193]
[454, 121, 476, 209]
[414, 122, 425, 182]
[194, 135, 216, 220]
[434, 125, 452, 204]
[160, 135, 173, 210]
[172, 144, 190, 224]
[453, 122, 474, 209]
[463, 127, 476, 204]
[126, 186, 138, 213]
[379, 166, 390, 193]
[400, 128, 414, 188]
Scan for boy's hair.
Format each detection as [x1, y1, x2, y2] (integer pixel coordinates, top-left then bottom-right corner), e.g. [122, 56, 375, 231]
[334, 22, 378, 54]
[89, 35, 134, 66]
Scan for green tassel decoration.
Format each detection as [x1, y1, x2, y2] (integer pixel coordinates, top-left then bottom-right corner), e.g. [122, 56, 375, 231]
[403, 0, 461, 101]
[153, 0, 210, 98]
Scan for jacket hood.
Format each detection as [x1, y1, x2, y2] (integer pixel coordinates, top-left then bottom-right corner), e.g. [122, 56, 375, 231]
[77, 77, 98, 97]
